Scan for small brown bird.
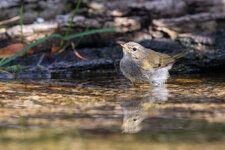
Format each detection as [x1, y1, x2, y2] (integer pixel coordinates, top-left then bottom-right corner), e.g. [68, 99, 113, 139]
[120, 42, 187, 86]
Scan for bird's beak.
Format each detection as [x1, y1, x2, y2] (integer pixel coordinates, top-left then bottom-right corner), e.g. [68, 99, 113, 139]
[120, 44, 130, 51]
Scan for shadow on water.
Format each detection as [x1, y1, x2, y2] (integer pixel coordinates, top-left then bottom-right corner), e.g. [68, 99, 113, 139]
[0, 73, 225, 149]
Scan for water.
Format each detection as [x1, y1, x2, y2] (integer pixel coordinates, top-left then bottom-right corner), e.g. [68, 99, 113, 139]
[0, 74, 225, 150]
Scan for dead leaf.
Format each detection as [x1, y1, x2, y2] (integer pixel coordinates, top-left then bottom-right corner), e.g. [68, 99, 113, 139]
[51, 44, 59, 53]
[74, 50, 87, 61]
[76, 84, 84, 89]
[71, 42, 87, 61]
[0, 43, 34, 58]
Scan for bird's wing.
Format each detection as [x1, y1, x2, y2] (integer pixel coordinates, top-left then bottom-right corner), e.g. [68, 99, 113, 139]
[142, 50, 175, 70]
[158, 53, 175, 67]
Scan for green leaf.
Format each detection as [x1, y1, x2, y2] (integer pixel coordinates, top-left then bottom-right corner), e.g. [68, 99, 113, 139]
[0, 27, 115, 67]
[75, 26, 89, 48]
[65, 27, 116, 40]
[59, 0, 83, 48]
[0, 65, 23, 72]
[20, 5, 24, 44]
[64, 0, 82, 39]
[0, 34, 62, 67]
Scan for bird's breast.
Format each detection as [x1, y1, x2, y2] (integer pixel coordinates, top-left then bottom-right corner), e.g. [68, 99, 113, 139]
[120, 57, 147, 82]
[120, 58, 140, 74]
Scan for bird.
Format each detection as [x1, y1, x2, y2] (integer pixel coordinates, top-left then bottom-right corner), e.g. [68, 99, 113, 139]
[120, 42, 187, 86]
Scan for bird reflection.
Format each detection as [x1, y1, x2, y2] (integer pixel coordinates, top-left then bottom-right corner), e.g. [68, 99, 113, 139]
[121, 85, 168, 133]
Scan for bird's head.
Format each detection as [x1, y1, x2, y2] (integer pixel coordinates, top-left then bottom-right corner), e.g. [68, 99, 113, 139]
[120, 42, 147, 60]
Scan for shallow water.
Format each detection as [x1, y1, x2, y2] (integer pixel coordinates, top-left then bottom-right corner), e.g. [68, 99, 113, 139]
[0, 73, 225, 150]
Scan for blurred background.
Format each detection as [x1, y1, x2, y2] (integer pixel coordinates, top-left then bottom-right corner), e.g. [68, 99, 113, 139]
[0, 0, 225, 74]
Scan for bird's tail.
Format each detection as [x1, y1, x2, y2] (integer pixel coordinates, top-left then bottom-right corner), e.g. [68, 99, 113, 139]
[173, 51, 188, 59]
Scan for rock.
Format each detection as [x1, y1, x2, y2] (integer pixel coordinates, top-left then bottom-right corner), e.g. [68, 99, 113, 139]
[5, 23, 58, 43]
[114, 17, 141, 32]
[16, 66, 51, 79]
[0, 71, 14, 79]
[176, 31, 225, 70]
[129, 0, 187, 18]
[153, 13, 225, 34]
[0, 0, 67, 24]
[1, 0, 225, 76]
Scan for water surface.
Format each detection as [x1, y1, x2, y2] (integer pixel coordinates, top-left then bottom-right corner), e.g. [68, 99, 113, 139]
[0, 74, 225, 150]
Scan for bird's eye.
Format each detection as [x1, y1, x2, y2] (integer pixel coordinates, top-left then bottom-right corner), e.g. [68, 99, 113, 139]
[132, 47, 137, 51]
[133, 118, 137, 121]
